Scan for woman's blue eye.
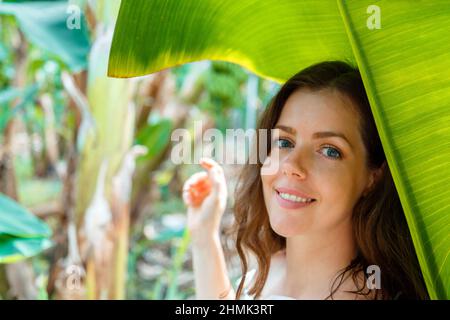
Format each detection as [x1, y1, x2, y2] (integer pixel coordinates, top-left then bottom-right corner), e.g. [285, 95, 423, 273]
[321, 146, 341, 159]
[276, 138, 294, 149]
[274, 139, 341, 159]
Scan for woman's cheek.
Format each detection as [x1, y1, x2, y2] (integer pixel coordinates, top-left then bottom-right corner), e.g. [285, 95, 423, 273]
[319, 167, 355, 206]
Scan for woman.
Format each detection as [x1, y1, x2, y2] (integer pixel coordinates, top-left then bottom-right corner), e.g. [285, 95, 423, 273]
[182, 61, 429, 300]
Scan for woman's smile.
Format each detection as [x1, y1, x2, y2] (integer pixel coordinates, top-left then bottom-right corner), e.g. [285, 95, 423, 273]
[274, 187, 316, 210]
[275, 191, 316, 209]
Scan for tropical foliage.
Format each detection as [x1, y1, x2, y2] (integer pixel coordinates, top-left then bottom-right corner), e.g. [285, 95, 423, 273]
[0, 0, 273, 299]
[108, 0, 450, 299]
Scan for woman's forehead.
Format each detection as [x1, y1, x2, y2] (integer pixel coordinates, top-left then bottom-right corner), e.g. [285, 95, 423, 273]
[277, 89, 361, 134]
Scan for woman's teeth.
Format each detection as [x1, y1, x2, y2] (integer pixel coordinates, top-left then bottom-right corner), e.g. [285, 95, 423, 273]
[278, 192, 314, 203]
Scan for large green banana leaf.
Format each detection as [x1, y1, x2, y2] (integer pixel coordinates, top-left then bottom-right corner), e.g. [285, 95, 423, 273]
[108, 0, 353, 82]
[0, 193, 53, 264]
[0, 0, 90, 71]
[107, 0, 450, 299]
[338, 0, 450, 300]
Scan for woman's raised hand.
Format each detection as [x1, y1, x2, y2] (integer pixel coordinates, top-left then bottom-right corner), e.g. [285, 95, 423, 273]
[182, 157, 228, 240]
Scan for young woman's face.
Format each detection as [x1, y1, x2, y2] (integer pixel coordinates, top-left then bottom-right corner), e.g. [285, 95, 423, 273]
[261, 88, 377, 238]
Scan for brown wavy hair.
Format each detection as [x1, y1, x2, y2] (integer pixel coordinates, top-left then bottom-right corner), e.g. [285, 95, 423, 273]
[232, 61, 429, 300]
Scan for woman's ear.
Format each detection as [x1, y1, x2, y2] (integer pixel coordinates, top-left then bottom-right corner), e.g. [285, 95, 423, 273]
[363, 162, 386, 197]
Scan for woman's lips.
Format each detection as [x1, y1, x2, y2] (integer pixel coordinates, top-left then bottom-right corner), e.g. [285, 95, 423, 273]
[275, 187, 315, 200]
[274, 188, 316, 210]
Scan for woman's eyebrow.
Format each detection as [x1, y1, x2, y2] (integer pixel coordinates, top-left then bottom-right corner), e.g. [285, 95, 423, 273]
[313, 131, 352, 148]
[274, 125, 352, 148]
[274, 125, 296, 135]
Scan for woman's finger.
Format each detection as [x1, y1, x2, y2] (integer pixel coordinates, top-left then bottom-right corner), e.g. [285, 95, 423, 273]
[200, 157, 226, 195]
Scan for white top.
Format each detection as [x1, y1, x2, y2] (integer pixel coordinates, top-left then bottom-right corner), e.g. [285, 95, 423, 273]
[237, 269, 296, 300]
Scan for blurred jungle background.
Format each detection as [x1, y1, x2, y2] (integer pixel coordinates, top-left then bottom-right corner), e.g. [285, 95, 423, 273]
[0, 0, 279, 299]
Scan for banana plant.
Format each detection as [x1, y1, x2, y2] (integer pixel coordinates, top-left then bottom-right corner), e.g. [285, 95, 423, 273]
[0, 0, 89, 292]
[0, 193, 52, 264]
[0, 0, 90, 71]
[1, 0, 178, 299]
[0, 0, 72, 267]
[107, 0, 450, 299]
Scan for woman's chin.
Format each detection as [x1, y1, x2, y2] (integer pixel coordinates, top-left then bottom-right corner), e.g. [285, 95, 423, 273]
[268, 214, 312, 238]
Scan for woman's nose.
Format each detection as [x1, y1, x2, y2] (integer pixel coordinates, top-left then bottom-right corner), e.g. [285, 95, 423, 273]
[281, 155, 307, 180]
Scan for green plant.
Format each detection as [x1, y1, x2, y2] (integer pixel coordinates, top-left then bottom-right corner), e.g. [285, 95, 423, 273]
[108, 0, 450, 299]
[0, 193, 52, 264]
[0, 0, 90, 71]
